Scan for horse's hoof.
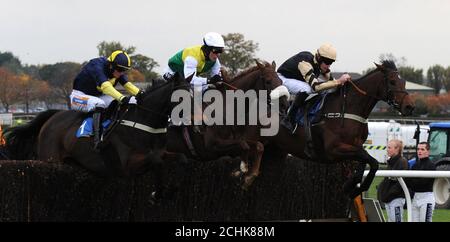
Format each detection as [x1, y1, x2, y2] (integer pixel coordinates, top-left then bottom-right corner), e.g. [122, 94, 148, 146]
[240, 161, 248, 173]
[241, 175, 256, 191]
[149, 191, 159, 206]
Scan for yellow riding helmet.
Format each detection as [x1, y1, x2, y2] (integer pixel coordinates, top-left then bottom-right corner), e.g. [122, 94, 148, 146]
[107, 50, 131, 71]
[317, 43, 337, 61]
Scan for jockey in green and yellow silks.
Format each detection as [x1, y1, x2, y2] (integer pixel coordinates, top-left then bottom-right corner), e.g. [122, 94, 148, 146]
[163, 32, 225, 91]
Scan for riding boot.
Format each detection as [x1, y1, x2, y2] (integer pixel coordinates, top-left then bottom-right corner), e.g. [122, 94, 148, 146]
[285, 92, 308, 133]
[93, 107, 105, 150]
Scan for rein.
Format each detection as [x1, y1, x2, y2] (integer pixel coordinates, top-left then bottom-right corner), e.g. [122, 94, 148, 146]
[348, 79, 367, 95]
[220, 81, 238, 90]
[346, 70, 408, 108]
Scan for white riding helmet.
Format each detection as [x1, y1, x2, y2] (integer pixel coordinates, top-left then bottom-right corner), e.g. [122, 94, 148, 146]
[203, 32, 225, 48]
[317, 43, 337, 61]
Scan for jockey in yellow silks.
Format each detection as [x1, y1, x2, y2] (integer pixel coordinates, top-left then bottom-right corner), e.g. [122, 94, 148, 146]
[69, 50, 144, 149]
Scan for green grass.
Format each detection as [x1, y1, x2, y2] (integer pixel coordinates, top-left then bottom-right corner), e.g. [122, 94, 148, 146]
[364, 172, 450, 222]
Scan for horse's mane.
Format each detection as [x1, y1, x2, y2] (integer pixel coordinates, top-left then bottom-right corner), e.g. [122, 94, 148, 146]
[144, 79, 171, 93]
[381, 59, 397, 70]
[355, 59, 397, 81]
[231, 61, 270, 80]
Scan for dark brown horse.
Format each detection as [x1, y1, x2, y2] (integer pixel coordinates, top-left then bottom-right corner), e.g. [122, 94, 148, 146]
[267, 60, 415, 198]
[4, 76, 189, 184]
[166, 60, 289, 189]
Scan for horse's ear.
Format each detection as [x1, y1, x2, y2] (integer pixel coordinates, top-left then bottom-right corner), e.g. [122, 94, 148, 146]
[271, 61, 276, 70]
[255, 59, 263, 68]
[374, 62, 383, 69]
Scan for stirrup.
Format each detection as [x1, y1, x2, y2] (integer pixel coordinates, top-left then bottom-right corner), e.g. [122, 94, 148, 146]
[291, 123, 298, 134]
[93, 139, 102, 150]
[283, 119, 297, 134]
[93, 134, 103, 150]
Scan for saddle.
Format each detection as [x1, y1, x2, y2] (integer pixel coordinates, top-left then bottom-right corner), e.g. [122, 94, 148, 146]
[75, 100, 124, 138]
[294, 93, 326, 127]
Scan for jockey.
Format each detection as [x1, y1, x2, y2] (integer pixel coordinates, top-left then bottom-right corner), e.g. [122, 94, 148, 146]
[69, 50, 144, 149]
[162, 32, 225, 91]
[277, 43, 351, 132]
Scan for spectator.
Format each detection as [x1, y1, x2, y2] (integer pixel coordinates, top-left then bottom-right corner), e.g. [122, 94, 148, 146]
[407, 142, 436, 222]
[379, 139, 408, 222]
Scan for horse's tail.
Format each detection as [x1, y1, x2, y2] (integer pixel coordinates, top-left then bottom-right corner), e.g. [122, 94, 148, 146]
[3, 110, 61, 160]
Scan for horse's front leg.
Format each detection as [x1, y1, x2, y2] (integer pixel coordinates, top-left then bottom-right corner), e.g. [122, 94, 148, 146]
[126, 150, 169, 201]
[353, 149, 378, 197]
[342, 162, 367, 198]
[205, 138, 250, 178]
[242, 141, 264, 191]
[332, 145, 379, 198]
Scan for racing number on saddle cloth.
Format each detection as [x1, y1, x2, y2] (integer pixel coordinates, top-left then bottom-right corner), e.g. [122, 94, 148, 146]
[76, 117, 112, 138]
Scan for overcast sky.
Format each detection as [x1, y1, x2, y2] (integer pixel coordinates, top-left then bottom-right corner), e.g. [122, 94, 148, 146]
[1, 0, 450, 74]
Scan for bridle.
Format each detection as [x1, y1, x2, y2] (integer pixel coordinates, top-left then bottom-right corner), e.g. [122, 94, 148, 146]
[383, 71, 409, 111]
[348, 67, 409, 111]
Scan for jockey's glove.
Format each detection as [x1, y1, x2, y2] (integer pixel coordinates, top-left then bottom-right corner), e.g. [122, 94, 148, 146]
[120, 95, 132, 105]
[135, 91, 145, 105]
[207, 74, 223, 84]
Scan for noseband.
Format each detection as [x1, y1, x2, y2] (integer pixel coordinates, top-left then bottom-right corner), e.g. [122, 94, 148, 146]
[380, 70, 409, 111]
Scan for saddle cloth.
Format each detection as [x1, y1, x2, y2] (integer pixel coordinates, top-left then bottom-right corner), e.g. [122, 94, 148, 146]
[294, 93, 327, 127]
[76, 117, 112, 138]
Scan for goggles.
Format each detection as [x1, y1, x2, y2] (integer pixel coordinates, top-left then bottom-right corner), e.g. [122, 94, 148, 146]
[212, 48, 224, 54]
[114, 65, 130, 73]
[321, 57, 335, 65]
